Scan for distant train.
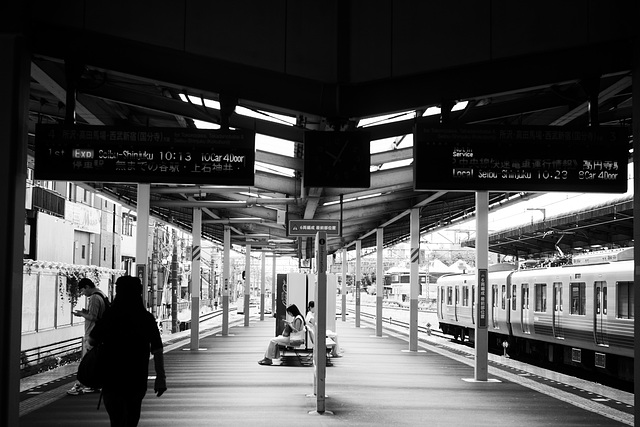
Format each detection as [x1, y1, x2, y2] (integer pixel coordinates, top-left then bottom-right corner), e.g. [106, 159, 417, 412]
[436, 248, 634, 383]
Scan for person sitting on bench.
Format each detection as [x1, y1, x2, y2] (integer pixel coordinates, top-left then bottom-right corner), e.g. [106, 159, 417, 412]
[258, 304, 305, 366]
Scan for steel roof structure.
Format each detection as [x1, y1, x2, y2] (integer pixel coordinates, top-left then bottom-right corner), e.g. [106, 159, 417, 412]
[23, 1, 635, 257]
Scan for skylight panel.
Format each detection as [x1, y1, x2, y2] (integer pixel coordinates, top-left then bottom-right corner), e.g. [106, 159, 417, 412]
[358, 111, 415, 128]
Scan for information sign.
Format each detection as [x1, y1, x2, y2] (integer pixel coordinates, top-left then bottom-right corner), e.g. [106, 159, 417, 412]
[288, 219, 341, 237]
[414, 125, 628, 192]
[477, 268, 488, 329]
[34, 124, 255, 185]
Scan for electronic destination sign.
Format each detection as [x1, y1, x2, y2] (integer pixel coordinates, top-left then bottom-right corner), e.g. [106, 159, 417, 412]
[414, 125, 628, 193]
[34, 124, 256, 185]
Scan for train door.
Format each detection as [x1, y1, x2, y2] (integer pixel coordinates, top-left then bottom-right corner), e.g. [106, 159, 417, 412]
[594, 281, 609, 346]
[521, 283, 531, 334]
[491, 284, 499, 328]
[552, 282, 564, 338]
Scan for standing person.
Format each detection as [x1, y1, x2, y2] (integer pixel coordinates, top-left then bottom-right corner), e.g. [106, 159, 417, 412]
[89, 275, 167, 426]
[67, 278, 108, 395]
[258, 304, 305, 365]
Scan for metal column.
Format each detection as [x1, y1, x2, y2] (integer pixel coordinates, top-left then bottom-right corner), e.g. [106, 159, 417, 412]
[474, 191, 489, 380]
[0, 33, 29, 427]
[190, 208, 201, 350]
[409, 208, 419, 351]
[376, 228, 384, 337]
[260, 253, 265, 321]
[355, 240, 361, 328]
[222, 226, 230, 335]
[341, 248, 347, 322]
[244, 244, 251, 326]
[136, 184, 150, 307]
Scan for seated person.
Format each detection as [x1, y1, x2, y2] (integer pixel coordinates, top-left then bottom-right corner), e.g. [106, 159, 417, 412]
[258, 304, 305, 366]
[306, 300, 340, 357]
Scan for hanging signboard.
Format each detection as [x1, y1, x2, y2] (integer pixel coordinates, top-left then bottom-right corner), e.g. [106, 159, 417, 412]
[288, 219, 341, 237]
[34, 124, 255, 185]
[414, 125, 628, 193]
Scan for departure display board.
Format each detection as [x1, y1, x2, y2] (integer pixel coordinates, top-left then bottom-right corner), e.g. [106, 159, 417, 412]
[34, 124, 256, 185]
[414, 125, 628, 193]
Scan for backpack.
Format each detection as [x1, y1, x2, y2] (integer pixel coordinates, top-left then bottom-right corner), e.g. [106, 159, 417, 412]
[77, 344, 106, 389]
[95, 291, 111, 318]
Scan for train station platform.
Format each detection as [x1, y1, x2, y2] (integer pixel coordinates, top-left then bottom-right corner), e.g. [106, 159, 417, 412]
[18, 313, 634, 426]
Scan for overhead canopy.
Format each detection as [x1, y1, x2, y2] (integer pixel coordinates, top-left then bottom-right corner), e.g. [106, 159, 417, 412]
[25, 1, 635, 256]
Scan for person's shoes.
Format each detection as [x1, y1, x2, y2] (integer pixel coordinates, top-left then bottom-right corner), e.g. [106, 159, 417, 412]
[83, 387, 100, 393]
[258, 358, 272, 365]
[66, 384, 85, 395]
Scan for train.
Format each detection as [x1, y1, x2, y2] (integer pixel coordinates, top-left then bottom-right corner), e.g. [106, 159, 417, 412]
[436, 247, 634, 384]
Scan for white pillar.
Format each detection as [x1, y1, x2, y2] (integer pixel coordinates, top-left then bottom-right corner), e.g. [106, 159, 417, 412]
[190, 208, 201, 350]
[475, 191, 489, 380]
[244, 244, 251, 326]
[314, 232, 328, 413]
[222, 226, 230, 335]
[409, 208, 419, 351]
[355, 240, 361, 328]
[376, 228, 384, 337]
[341, 248, 347, 322]
[136, 184, 150, 308]
[260, 252, 266, 321]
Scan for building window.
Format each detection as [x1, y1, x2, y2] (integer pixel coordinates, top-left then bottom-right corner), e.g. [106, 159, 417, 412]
[617, 281, 633, 319]
[535, 283, 547, 312]
[570, 282, 586, 315]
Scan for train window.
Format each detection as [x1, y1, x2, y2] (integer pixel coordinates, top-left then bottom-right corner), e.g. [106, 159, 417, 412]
[501, 285, 506, 310]
[455, 286, 459, 305]
[522, 284, 529, 310]
[616, 281, 633, 319]
[570, 282, 586, 315]
[492, 285, 499, 308]
[462, 286, 469, 306]
[511, 285, 517, 310]
[447, 286, 453, 305]
[553, 282, 563, 312]
[391, 274, 400, 283]
[594, 281, 607, 315]
[400, 275, 410, 283]
[534, 283, 547, 312]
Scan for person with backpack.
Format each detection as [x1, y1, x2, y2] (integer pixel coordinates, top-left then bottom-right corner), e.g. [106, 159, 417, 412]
[67, 277, 109, 395]
[88, 275, 166, 426]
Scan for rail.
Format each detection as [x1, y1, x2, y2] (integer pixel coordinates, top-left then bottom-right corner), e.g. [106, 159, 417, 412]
[352, 308, 448, 339]
[21, 309, 225, 376]
[20, 336, 83, 376]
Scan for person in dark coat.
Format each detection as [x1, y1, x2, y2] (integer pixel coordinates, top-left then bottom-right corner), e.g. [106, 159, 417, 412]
[89, 275, 167, 426]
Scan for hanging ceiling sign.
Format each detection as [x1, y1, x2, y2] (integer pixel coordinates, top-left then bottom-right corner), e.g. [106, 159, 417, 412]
[414, 125, 628, 193]
[34, 124, 256, 185]
[288, 219, 341, 237]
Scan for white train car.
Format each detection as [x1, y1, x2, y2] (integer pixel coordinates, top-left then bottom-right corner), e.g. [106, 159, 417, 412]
[436, 248, 634, 382]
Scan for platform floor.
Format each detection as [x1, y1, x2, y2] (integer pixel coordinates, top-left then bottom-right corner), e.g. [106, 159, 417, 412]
[19, 313, 634, 426]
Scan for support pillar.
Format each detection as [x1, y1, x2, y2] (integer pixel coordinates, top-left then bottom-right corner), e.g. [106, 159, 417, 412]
[0, 33, 29, 427]
[376, 228, 384, 337]
[136, 184, 150, 308]
[355, 240, 361, 328]
[474, 191, 489, 381]
[222, 226, 230, 335]
[409, 208, 419, 351]
[260, 253, 266, 321]
[341, 248, 347, 322]
[190, 208, 201, 350]
[244, 244, 251, 326]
